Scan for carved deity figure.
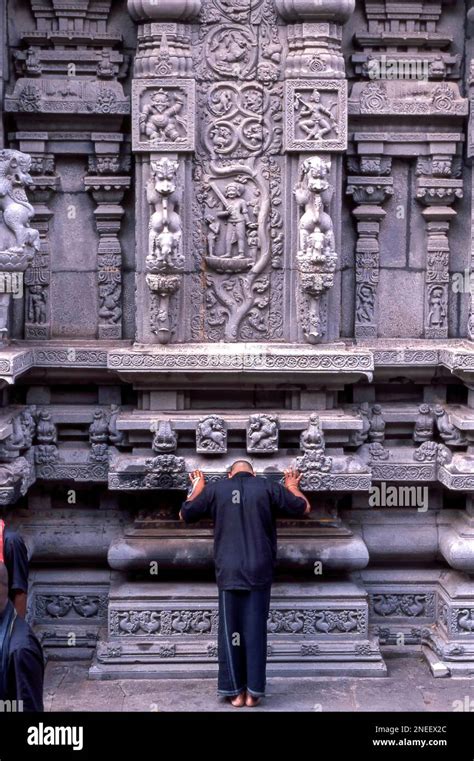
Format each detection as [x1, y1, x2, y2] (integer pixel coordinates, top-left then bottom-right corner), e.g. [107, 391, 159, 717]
[99, 282, 122, 324]
[356, 284, 375, 325]
[414, 404, 434, 443]
[27, 285, 47, 324]
[0, 149, 40, 252]
[428, 287, 446, 327]
[216, 183, 256, 259]
[139, 89, 185, 143]
[295, 89, 338, 141]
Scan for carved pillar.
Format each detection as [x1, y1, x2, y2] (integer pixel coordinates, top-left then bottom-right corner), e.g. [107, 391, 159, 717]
[25, 155, 59, 339]
[415, 161, 463, 339]
[85, 148, 131, 340]
[468, 60, 474, 338]
[346, 157, 393, 339]
[276, 0, 354, 343]
[128, 0, 199, 344]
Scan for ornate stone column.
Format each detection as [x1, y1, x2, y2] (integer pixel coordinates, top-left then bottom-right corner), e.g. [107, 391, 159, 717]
[346, 157, 393, 339]
[25, 155, 59, 339]
[276, 0, 354, 343]
[85, 147, 131, 340]
[128, 0, 199, 344]
[415, 161, 463, 339]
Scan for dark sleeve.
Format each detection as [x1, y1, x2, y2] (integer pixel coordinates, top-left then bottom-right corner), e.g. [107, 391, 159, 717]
[10, 645, 44, 712]
[181, 484, 215, 524]
[269, 481, 307, 517]
[4, 531, 29, 595]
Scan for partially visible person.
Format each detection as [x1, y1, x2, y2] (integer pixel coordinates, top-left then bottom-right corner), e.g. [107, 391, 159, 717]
[0, 562, 44, 712]
[0, 517, 28, 617]
[180, 461, 311, 708]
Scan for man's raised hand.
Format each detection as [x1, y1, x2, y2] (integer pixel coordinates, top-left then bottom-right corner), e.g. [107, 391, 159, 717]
[283, 467, 302, 491]
[189, 469, 205, 498]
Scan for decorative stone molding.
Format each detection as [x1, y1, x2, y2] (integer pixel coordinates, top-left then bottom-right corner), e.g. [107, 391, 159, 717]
[127, 0, 202, 22]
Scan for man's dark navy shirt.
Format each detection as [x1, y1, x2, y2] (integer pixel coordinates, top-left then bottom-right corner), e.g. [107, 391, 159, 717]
[181, 473, 307, 590]
[4, 528, 29, 600]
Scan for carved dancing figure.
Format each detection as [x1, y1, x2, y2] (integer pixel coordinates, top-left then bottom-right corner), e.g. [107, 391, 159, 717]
[295, 90, 338, 141]
[139, 89, 185, 143]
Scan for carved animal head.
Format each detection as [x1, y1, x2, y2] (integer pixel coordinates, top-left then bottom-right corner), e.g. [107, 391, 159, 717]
[150, 158, 179, 197]
[0, 149, 33, 197]
[301, 156, 331, 193]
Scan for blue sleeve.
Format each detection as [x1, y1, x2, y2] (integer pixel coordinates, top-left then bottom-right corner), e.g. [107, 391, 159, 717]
[11, 644, 44, 712]
[4, 530, 29, 595]
[181, 484, 215, 524]
[269, 482, 307, 516]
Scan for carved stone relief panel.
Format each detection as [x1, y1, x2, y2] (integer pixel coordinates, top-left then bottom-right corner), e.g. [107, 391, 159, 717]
[132, 79, 196, 152]
[285, 80, 347, 153]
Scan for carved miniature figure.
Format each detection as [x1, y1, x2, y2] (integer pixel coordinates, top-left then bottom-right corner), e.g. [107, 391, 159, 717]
[433, 405, 466, 445]
[368, 404, 385, 443]
[98, 282, 122, 324]
[139, 89, 186, 143]
[216, 183, 256, 259]
[196, 415, 227, 453]
[294, 89, 339, 141]
[89, 410, 110, 462]
[34, 410, 58, 464]
[27, 285, 47, 324]
[428, 287, 446, 328]
[247, 414, 279, 452]
[414, 404, 434, 443]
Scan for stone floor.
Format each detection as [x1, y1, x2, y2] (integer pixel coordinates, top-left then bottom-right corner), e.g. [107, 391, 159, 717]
[44, 649, 474, 712]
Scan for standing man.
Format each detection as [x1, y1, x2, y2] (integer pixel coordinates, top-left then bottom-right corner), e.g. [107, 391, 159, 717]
[0, 517, 29, 617]
[0, 562, 44, 711]
[180, 460, 310, 707]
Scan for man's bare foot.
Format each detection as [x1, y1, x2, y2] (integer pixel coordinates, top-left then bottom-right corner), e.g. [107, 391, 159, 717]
[245, 694, 261, 707]
[230, 691, 246, 707]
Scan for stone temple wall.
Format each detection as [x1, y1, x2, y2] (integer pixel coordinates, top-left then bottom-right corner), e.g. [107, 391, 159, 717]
[1, 0, 474, 677]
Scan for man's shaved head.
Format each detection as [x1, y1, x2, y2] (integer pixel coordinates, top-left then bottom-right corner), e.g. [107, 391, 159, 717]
[0, 562, 8, 613]
[229, 460, 255, 476]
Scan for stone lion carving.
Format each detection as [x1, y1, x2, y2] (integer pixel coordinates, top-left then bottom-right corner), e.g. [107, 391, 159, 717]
[0, 149, 40, 252]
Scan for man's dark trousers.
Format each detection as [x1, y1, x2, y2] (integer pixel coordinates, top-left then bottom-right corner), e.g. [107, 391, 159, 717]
[217, 586, 271, 698]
